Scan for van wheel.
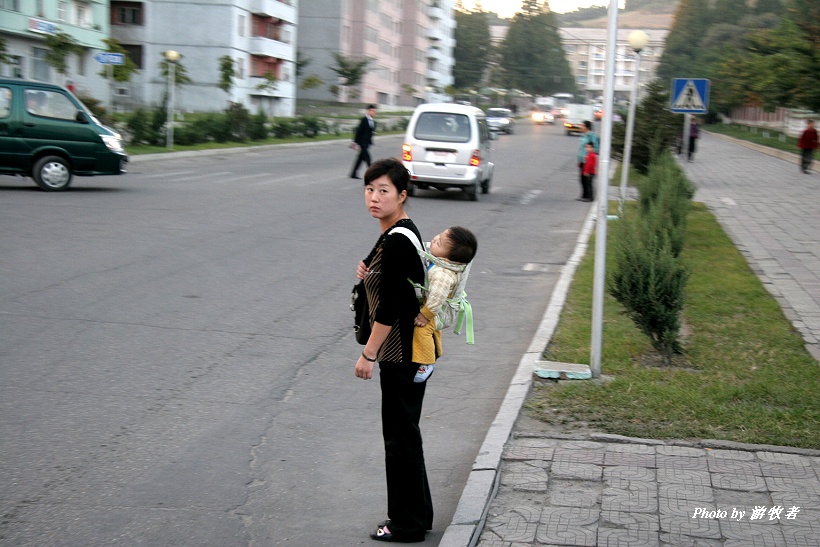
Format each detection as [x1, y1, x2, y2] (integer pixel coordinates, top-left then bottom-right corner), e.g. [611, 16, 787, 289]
[468, 181, 480, 201]
[481, 177, 491, 194]
[407, 182, 416, 196]
[33, 156, 73, 191]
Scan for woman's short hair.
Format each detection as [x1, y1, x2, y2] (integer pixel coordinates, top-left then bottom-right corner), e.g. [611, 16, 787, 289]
[364, 158, 410, 194]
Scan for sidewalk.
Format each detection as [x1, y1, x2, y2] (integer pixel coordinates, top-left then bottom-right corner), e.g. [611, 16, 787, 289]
[440, 133, 820, 547]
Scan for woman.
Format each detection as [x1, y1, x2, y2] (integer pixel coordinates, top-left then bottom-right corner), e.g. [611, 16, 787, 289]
[354, 158, 432, 543]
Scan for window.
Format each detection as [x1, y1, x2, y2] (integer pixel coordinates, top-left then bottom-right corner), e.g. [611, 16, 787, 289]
[75, 2, 91, 27]
[58, 1, 66, 20]
[112, 2, 142, 25]
[565, 44, 575, 54]
[1, 56, 24, 78]
[0, 87, 11, 118]
[365, 26, 378, 43]
[24, 89, 78, 120]
[0, 0, 21, 11]
[36, 0, 44, 16]
[121, 44, 143, 69]
[31, 47, 50, 81]
[238, 14, 245, 36]
[237, 57, 244, 79]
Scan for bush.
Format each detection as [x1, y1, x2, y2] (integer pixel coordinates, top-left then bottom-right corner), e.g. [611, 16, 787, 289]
[249, 110, 268, 140]
[149, 101, 168, 146]
[610, 209, 690, 362]
[271, 118, 297, 139]
[296, 115, 326, 138]
[224, 102, 251, 142]
[609, 150, 692, 362]
[126, 108, 151, 145]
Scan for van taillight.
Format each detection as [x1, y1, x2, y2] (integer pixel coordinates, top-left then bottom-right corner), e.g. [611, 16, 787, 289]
[470, 150, 480, 167]
[402, 144, 413, 162]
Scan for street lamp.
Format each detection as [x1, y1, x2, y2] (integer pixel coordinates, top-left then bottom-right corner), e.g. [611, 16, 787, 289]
[618, 30, 649, 217]
[164, 49, 180, 149]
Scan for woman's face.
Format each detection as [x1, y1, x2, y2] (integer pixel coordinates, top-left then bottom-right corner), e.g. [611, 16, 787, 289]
[365, 175, 406, 221]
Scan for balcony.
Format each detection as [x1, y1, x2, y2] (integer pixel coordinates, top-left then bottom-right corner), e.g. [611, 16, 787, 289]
[249, 36, 294, 62]
[247, 0, 296, 23]
[428, 26, 445, 42]
[428, 4, 445, 20]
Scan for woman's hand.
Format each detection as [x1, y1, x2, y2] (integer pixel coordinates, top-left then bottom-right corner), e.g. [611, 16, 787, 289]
[355, 354, 375, 380]
[356, 261, 369, 280]
[414, 313, 429, 327]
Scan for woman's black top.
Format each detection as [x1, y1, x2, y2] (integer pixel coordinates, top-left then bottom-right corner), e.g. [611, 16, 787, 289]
[362, 219, 424, 363]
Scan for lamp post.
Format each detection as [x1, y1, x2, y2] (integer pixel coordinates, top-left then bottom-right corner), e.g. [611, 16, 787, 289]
[618, 30, 648, 217]
[590, 0, 620, 379]
[164, 50, 180, 150]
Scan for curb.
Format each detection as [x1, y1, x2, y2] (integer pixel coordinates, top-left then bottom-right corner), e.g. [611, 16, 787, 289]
[438, 204, 598, 547]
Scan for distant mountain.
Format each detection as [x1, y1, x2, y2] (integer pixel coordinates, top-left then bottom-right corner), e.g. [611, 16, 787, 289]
[555, 0, 678, 29]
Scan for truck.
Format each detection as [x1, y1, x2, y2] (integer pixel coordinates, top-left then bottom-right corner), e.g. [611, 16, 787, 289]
[563, 104, 596, 136]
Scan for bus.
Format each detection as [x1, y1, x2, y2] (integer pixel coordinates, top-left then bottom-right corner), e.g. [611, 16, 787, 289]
[551, 93, 574, 118]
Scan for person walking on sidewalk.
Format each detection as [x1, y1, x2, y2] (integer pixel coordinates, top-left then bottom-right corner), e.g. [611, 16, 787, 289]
[354, 158, 432, 543]
[687, 117, 700, 162]
[576, 121, 599, 200]
[798, 119, 818, 174]
[350, 104, 377, 179]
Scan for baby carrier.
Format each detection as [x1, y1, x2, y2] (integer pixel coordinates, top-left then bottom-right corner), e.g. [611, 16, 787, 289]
[391, 227, 475, 344]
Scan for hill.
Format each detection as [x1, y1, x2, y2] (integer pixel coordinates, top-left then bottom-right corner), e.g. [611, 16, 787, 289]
[556, 0, 678, 29]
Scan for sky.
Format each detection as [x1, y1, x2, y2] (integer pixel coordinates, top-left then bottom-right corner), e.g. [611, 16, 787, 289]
[462, 1, 611, 17]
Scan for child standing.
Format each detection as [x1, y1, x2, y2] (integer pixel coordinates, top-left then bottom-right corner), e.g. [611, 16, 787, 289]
[413, 226, 478, 383]
[580, 141, 597, 202]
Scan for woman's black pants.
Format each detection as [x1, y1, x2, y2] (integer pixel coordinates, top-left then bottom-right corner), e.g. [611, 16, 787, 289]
[379, 362, 433, 541]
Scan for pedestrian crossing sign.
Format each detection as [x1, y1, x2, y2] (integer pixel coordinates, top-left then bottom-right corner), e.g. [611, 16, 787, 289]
[671, 78, 710, 114]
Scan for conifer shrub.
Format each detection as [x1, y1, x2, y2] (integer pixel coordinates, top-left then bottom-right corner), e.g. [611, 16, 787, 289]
[271, 118, 297, 139]
[249, 110, 268, 140]
[126, 108, 151, 145]
[609, 151, 692, 363]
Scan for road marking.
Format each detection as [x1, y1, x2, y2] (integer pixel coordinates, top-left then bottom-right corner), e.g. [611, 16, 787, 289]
[520, 189, 542, 205]
[719, 197, 737, 206]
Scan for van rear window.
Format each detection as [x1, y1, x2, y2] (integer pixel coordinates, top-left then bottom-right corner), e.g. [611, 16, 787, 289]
[413, 112, 472, 143]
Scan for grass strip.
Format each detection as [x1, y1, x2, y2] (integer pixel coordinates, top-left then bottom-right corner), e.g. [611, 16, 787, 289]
[527, 200, 819, 449]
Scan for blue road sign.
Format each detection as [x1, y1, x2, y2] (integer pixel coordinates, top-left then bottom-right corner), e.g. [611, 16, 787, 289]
[671, 78, 710, 114]
[95, 53, 125, 65]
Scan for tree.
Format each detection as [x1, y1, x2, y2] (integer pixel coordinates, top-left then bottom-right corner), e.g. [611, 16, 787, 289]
[97, 38, 139, 83]
[328, 52, 371, 100]
[453, 9, 492, 89]
[498, 1, 575, 95]
[159, 54, 192, 87]
[44, 32, 84, 81]
[218, 55, 235, 95]
[255, 69, 278, 93]
[0, 37, 11, 66]
[295, 51, 311, 78]
[657, 0, 713, 82]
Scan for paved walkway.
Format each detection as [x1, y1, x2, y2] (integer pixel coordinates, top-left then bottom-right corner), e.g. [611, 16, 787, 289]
[441, 133, 820, 547]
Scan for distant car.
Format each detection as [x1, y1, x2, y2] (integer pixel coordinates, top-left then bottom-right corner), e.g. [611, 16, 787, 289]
[531, 109, 555, 125]
[486, 108, 515, 134]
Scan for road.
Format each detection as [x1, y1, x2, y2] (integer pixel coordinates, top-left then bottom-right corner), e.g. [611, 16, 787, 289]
[0, 120, 591, 546]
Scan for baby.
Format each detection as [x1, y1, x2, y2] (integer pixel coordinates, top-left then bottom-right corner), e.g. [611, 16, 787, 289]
[413, 226, 478, 383]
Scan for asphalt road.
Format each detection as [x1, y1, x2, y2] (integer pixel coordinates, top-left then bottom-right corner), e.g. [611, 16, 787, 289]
[0, 120, 591, 546]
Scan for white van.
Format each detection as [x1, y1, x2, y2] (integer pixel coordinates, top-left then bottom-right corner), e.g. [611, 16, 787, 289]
[401, 103, 495, 201]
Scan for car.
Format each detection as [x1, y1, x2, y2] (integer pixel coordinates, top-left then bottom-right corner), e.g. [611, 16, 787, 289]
[0, 78, 127, 191]
[531, 109, 555, 125]
[485, 108, 515, 134]
[401, 103, 495, 201]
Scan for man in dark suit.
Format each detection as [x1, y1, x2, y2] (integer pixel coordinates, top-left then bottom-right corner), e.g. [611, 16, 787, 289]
[350, 104, 377, 179]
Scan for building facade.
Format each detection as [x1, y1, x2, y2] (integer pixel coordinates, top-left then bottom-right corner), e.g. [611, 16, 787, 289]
[1, 0, 111, 95]
[297, 0, 455, 108]
[558, 28, 668, 103]
[110, 0, 298, 116]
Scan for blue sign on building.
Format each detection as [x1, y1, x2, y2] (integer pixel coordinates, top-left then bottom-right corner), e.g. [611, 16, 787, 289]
[95, 53, 126, 65]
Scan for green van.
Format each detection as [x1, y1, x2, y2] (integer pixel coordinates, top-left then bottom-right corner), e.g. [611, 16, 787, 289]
[0, 78, 127, 191]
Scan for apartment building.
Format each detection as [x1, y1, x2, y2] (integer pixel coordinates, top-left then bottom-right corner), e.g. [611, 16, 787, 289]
[559, 28, 668, 102]
[109, 0, 297, 116]
[297, 0, 455, 108]
[0, 0, 110, 94]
